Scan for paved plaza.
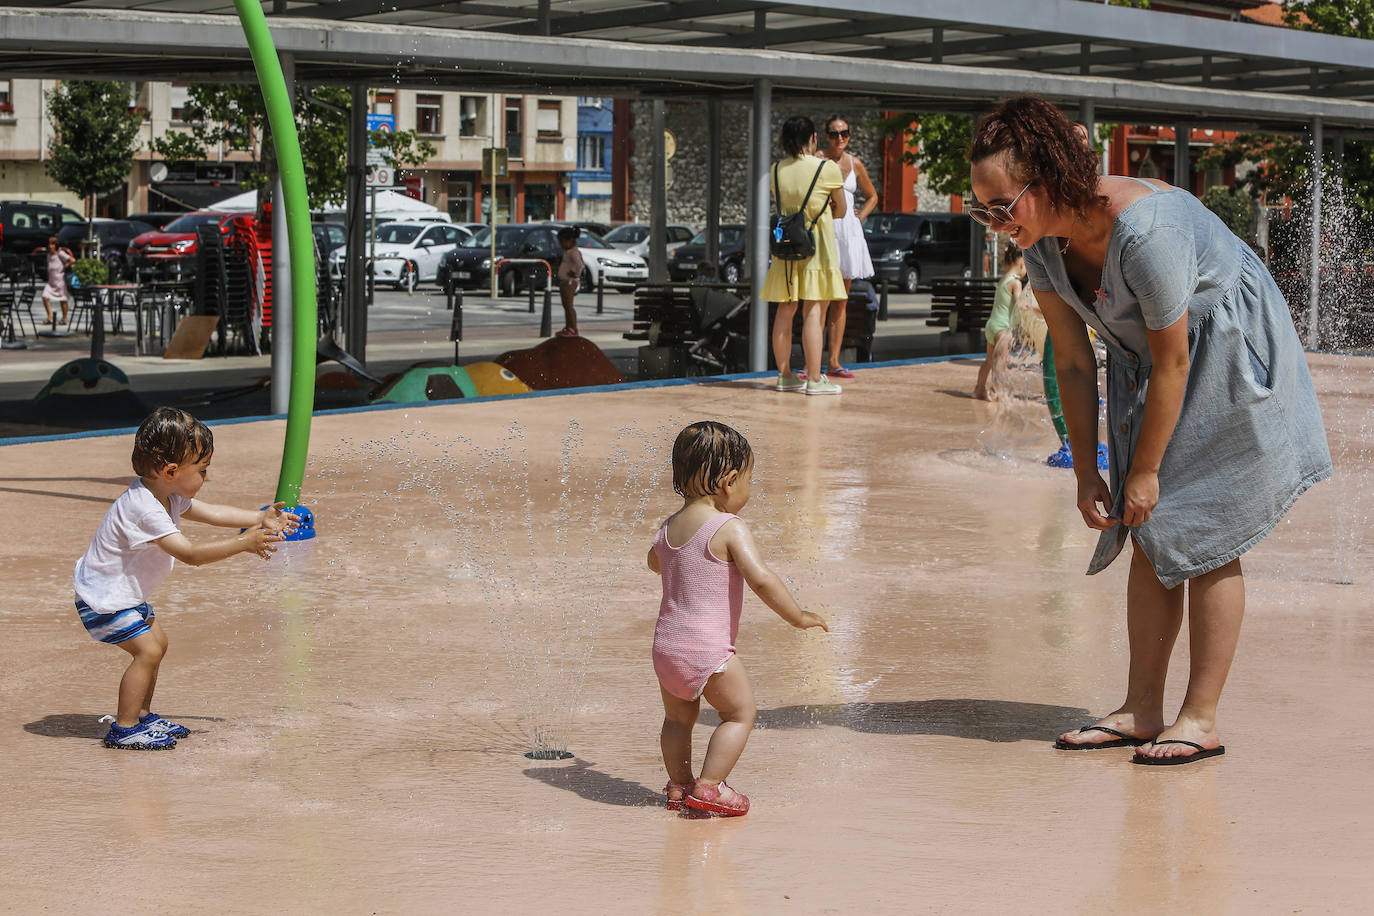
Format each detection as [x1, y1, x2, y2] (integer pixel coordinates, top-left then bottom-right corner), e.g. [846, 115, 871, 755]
[1, 353, 1370, 913]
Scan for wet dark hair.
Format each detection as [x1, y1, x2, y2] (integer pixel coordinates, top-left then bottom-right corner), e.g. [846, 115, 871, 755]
[672, 421, 753, 498]
[1002, 243, 1024, 269]
[780, 115, 817, 158]
[969, 95, 1102, 217]
[556, 226, 581, 242]
[824, 114, 848, 134]
[132, 407, 213, 477]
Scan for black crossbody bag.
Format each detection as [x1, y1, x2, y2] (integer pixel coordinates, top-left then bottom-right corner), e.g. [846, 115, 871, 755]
[769, 161, 827, 261]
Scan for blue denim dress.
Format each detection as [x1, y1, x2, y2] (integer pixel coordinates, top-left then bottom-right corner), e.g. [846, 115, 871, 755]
[1024, 181, 1332, 588]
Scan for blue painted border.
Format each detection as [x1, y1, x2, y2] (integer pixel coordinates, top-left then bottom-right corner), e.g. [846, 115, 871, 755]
[0, 352, 979, 448]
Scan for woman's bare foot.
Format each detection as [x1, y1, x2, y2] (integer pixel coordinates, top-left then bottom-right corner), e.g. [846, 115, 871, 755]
[972, 386, 989, 401]
[1056, 711, 1161, 748]
[1132, 715, 1221, 761]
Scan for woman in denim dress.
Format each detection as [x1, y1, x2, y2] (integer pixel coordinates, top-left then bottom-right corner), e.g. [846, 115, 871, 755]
[968, 96, 1331, 765]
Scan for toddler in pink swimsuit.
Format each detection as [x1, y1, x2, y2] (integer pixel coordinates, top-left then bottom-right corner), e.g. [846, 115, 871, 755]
[648, 421, 829, 817]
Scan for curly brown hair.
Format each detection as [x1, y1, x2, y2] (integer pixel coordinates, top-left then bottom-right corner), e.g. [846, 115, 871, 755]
[969, 95, 1102, 217]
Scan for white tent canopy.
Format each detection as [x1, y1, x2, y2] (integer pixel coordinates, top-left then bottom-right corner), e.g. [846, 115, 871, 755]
[206, 187, 447, 220]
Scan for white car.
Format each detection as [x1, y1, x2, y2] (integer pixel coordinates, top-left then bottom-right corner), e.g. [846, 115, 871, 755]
[574, 230, 649, 292]
[329, 221, 472, 291]
[603, 223, 696, 259]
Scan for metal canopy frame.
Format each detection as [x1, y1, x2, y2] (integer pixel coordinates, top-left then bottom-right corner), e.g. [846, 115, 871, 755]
[1, 0, 1359, 365]
[0, 1, 1373, 130]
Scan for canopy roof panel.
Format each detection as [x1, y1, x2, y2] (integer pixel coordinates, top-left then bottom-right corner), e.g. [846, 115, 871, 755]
[1, 0, 1373, 129]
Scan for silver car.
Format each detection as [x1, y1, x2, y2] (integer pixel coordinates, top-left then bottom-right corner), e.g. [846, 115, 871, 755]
[603, 223, 696, 259]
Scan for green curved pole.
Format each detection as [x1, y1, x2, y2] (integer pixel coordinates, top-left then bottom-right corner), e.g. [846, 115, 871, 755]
[1041, 337, 1069, 446]
[233, 0, 316, 505]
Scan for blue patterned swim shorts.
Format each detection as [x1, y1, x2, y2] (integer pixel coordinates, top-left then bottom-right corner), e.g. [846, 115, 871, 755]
[76, 599, 155, 644]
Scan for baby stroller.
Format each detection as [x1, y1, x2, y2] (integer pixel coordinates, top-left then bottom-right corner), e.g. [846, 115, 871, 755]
[685, 286, 750, 375]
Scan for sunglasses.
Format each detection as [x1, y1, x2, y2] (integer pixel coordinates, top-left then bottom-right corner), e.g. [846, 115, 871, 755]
[827, 129, 850, 139]
[967, 182, 1032, 228]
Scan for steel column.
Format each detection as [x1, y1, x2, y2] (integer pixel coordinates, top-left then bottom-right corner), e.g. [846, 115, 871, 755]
[270, 51, 294, 416]
[1173, 123, 1189, 191]
[748, 78, 771, 372]
[1309, 116, 1323, 347]
[344, 82, 367, 363]
[649, 100, 667, 283]
[706, 97, 722, 271]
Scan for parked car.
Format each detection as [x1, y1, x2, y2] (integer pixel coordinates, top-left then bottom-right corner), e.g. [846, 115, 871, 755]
[127, 211, 186, 231]
[56, 219, 156, 279]
[126, 210, 253, 265]
[603, 223, 696, 259]
[328, 220, 471, 291]
[437, 223, 567, 295]
[0, 199, 85, 276]
[668, 225, 748, 283]
[562, 219, 614, 237]
[313, 220, 345, 255]
[560, 228, 648, 291]
[863, 211, 973, 293]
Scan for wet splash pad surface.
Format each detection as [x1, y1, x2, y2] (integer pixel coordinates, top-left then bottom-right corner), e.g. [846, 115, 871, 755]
[1, 357, 1370, 914]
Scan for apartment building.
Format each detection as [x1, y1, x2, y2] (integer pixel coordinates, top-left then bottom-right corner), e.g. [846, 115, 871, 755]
[373, 89, 577, 222]
[0, 78, 582, 221]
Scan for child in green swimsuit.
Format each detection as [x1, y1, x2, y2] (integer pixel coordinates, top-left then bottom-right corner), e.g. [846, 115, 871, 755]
[973, 245, 1025, 400]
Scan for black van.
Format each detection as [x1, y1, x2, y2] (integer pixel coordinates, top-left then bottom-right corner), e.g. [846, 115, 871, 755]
[863, 211, 973, 293]
[0, 200, 85, 276]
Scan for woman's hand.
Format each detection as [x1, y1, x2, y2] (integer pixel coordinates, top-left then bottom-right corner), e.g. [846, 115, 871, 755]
[1121, 469, 1159, 527]
[1076, 473, 1117, 530]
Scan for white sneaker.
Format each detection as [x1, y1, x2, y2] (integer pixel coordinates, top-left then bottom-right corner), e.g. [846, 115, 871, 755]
[804, 374, 842, 396]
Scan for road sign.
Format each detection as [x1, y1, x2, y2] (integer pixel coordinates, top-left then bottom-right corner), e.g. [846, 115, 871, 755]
[482, 147, 509, 180]
[366, 148, 385, 167]
[366, 165, 394, 187]
[366, 113, 395, 137]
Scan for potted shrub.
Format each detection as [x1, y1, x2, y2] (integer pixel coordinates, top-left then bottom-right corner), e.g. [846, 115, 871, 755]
[69, 257, 109, 290]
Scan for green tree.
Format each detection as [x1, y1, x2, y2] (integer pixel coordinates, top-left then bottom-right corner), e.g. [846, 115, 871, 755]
[152, 85, 435, 209]
[1197, 132, 1310, 204]
[45, 81, 144, 237]
[1200, 185, 1255, 242]
[1283, 0, 1374, 38]
[875, 112, 973, 197]
[1198, 2, 1374, 211]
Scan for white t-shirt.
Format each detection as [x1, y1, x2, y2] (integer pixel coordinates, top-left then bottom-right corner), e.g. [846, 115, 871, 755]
[73, 480, 191, 612]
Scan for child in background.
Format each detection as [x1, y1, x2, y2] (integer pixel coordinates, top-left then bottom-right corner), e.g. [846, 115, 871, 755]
[555, 226, 584, 338]
[973, 244, 1027, 401]
[73, 407, 298, 750]
[648, 421, 829, 816]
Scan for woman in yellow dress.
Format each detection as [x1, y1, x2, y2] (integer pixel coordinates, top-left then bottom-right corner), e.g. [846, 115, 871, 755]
[762, 116, 848, 396]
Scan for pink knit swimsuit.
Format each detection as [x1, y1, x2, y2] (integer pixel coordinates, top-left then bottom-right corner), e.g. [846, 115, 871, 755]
[652, 512, 744, 701]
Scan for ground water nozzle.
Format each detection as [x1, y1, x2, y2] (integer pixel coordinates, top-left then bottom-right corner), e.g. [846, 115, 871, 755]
[243, 504, 316, 541]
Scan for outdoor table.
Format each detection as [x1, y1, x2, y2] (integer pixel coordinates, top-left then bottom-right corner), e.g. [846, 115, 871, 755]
[85, 284, 140, 361]
[132, 282, 192, 356]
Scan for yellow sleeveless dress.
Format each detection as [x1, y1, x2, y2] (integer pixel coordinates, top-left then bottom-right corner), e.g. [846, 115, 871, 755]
[760, 155, 847, 303]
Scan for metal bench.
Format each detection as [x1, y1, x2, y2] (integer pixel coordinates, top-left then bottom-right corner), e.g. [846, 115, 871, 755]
[627, 282, 877, 376]
[928, 276, 998, 334]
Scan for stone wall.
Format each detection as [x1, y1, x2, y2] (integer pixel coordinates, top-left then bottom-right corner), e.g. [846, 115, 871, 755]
[627, 101, 945, 227]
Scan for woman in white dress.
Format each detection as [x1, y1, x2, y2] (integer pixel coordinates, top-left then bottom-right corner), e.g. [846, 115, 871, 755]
[814, 116, 877, 380]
